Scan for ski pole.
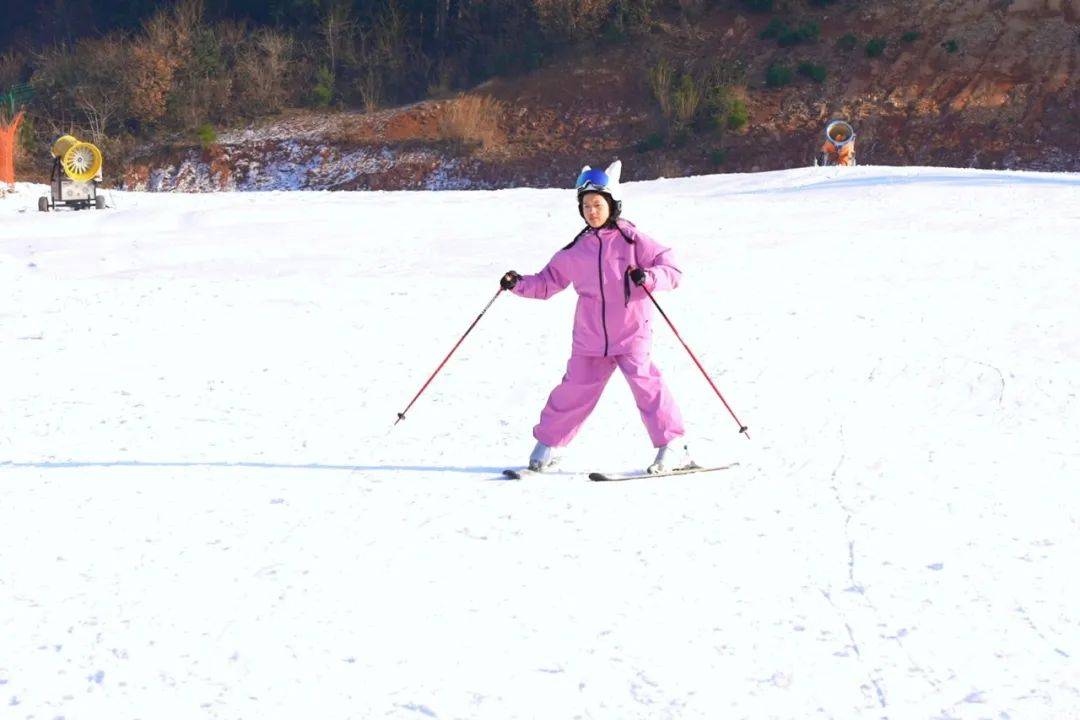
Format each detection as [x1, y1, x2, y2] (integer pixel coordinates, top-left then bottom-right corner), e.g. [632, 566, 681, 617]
[641, 285, 750, 439]
[394, 287, 504, 426]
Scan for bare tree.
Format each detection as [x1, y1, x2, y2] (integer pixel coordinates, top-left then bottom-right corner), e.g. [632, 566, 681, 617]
[318, 0, 356, 77]
[237, 29, 293, 115]
[0, 50, 24, 90]
[533, 0, 613, 42]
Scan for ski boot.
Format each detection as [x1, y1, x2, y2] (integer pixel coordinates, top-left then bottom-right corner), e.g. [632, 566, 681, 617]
[648, 439, 695, 474]
[528, 441, 560, 472]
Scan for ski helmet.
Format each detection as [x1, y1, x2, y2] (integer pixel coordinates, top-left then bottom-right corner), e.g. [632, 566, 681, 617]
[576, 160, 622, 222]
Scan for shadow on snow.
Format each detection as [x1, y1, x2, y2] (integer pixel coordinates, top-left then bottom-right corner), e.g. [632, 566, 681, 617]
[0, 460, 506, 475]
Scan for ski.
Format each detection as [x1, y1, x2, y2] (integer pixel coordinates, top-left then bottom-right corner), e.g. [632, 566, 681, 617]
[499, 465, 566, 480]
[588, 462, 738, 482]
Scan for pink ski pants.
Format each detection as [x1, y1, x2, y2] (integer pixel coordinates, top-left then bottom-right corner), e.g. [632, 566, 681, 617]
[533, 352, 684, 449]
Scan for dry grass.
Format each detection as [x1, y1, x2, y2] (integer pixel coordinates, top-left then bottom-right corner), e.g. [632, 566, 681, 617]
[436, 94, 505, 152]
[672, 74, 701, 127]
[648, 59, 674, 119]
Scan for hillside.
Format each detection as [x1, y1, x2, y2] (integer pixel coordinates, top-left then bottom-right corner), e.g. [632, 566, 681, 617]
[102, 0, 1080, 191]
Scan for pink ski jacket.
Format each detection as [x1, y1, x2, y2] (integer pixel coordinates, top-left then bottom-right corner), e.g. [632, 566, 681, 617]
[512, 219, 682, 357]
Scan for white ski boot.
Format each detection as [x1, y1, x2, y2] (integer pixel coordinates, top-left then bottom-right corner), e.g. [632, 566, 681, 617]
[648, 439, 695, 474]
[528, 441, 560, 472]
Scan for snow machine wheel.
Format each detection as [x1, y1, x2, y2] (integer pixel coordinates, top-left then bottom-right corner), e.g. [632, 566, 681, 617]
[95, 195, 105, 210]
[38, 197, 49, 212]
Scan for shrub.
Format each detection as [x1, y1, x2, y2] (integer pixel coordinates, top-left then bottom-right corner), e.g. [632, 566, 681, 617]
[194, 123, 216, 146]
[836, 33, 857, 52]
[648, 58, 674, 119]
[866, 37, 887, 57]
[636, 132, 664, 153]
[437, 94, 504, 151]
[311, 66, 334, 107]
[128, 43, 180, 124]
[799, 22, 821, 42]
[942, 39, 959, 53]
[760, 18, 787, 40]
[701, 58, 748, 90]
[697, 71, 743, 133]
[797, 61, 827, 83]
[239, 30, 292, 115]
[763, 19, 818, 47]
[533, 0, 614, 43]
[765, 63, 793, 87]
[901, 30, 921, 43]
[727, 99, 749, 130]
[609, 0, 657, 38]
[778, 22, 819, 47]
[710, 147, 728, 166]
[671, 73, 701, 128]
[776, 29, 799, 47]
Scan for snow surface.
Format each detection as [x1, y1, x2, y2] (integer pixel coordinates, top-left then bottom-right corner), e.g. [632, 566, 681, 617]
[2, 166, 1079, 719]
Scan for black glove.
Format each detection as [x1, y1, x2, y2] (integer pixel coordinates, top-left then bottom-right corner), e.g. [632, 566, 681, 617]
[629, 266, 648, 287]
[500, 270, 521, 290]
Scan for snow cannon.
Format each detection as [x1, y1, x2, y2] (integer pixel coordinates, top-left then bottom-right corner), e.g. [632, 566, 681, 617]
[39, 134, 105, 211]
[825, 120, 855, 148]
[816, 120, 857, 167]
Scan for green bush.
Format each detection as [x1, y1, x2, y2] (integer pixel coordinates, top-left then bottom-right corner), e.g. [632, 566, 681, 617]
[727, 99, 749, 130]
[901, 30, 921, 43]
[194, 123, 216, 147]
[698, 79, 733, 133]
[760, 18, 787, 40]
[311, 66, 334, 107]
[763, 19, 818, 47]
[866, 37, 887, 57]
[836, 33, 857, 52]
[942, 39, 959, 53]
[710, 147, 728, 166]
[779, 22, 819, 47]
[765, 63, 793, 87]
[797, 62, 827, 83]
[636, 132, 664, 153]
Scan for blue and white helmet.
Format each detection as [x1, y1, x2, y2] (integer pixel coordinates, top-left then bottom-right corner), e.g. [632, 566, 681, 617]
[576, 160, 622, 221]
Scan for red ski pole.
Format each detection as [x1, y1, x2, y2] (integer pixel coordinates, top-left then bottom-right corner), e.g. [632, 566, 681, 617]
[641, 284, 750, 439]
[395, 287, 504, 425]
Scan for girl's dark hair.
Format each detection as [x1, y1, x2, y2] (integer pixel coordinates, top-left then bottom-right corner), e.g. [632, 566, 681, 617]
[577, 191, 621, 223]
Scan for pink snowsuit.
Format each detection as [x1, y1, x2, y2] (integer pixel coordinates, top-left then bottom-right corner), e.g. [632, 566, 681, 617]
[512, 219, 685, 448]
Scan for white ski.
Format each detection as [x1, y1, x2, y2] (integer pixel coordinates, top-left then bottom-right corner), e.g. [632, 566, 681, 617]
[588, 462, 738, 482]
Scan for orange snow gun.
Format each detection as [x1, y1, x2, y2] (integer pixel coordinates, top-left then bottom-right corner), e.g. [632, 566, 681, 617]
[818, 120, 856, 167]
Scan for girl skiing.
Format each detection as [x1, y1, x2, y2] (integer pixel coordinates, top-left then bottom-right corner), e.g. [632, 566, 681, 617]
[500, 160, 692, 474]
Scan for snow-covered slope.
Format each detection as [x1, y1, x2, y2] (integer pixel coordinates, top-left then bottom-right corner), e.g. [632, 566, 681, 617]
[1, 166, 1078, 719]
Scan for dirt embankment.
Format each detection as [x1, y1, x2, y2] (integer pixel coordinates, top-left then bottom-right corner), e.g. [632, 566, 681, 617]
[114, 0, 1080, 191]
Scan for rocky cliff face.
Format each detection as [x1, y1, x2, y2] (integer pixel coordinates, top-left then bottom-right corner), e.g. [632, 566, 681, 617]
[789, 0, 1080, 170]
[126, 0, 1080, 192]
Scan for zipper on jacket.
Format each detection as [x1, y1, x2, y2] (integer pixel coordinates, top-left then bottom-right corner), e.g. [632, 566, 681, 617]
[597, 230, 609, 356]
